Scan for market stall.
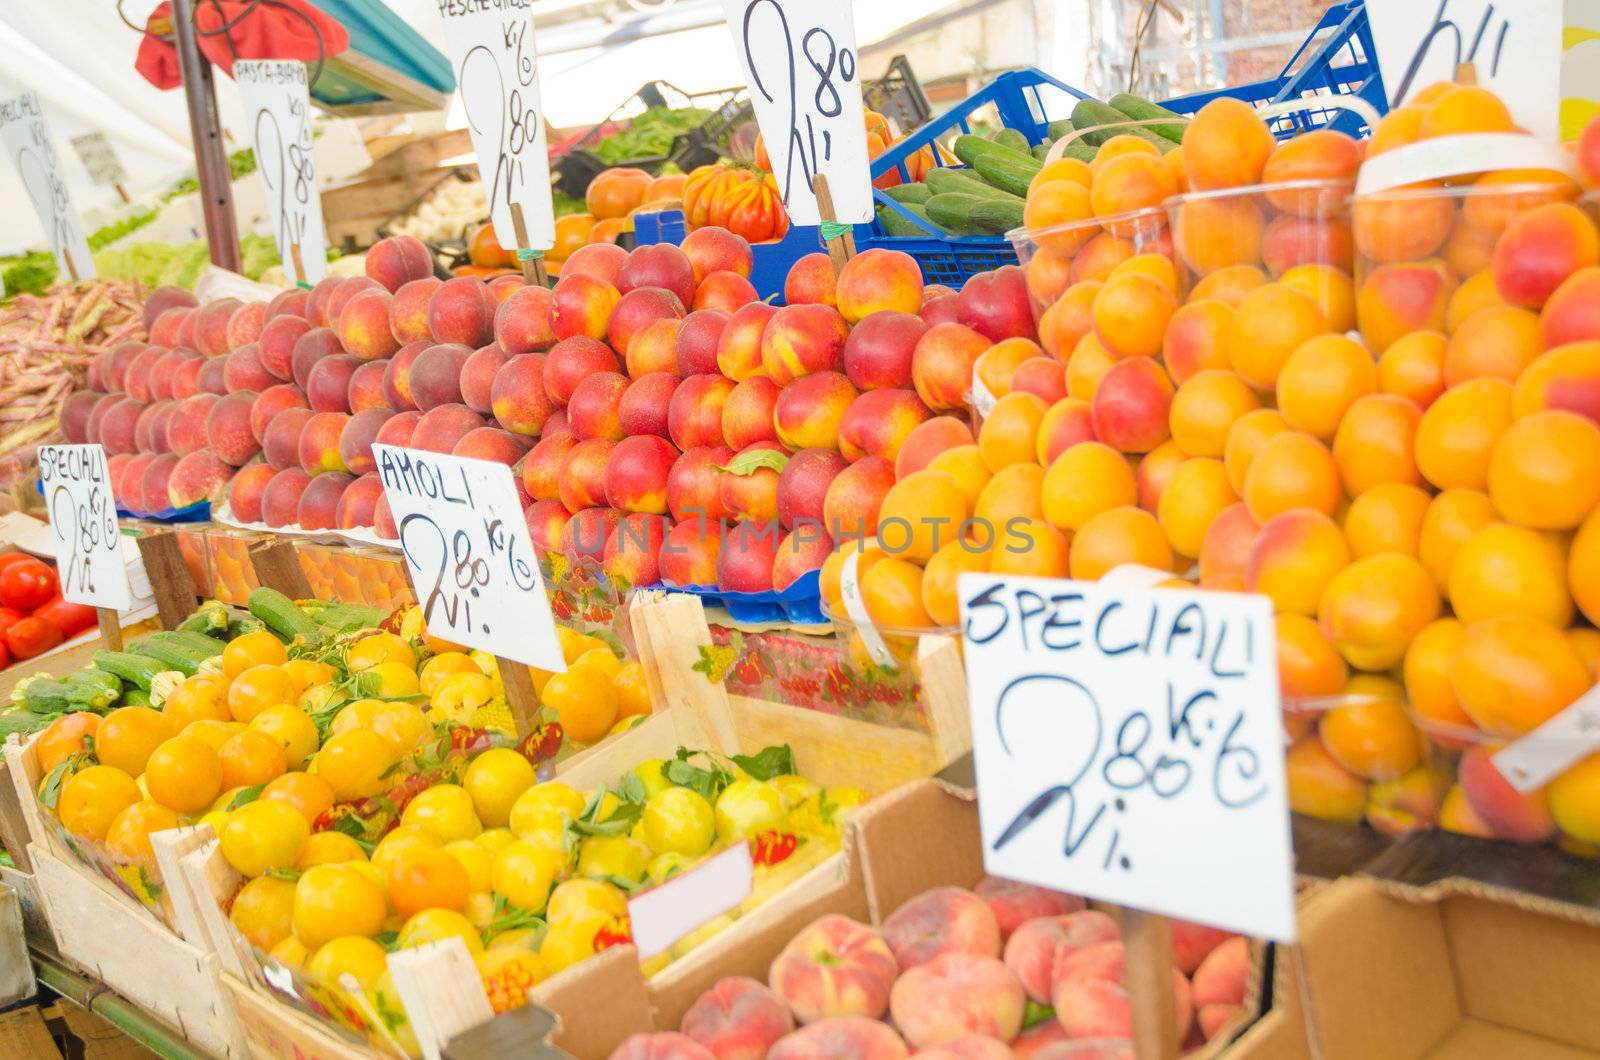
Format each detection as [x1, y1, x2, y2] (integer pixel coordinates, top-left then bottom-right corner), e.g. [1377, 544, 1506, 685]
[5, 1, 1600, 1059]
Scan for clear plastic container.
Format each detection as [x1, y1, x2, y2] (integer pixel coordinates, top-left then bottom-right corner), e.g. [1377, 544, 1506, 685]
[1163, 179, 1354, 298]
[1010, 205, 1174, 324]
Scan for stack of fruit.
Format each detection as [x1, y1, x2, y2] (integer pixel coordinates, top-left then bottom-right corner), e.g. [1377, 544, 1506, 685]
[0, 553, 96, 674]
[549, 168, 694, 272]
[612, 878, 1247, 1059]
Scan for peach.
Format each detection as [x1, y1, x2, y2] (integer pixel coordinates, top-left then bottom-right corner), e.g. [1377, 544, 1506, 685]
[411, 404, 486, 455]
[1002, 910, 1120, 1004]
[610, 287, 686, 358]
[912, 323, 991, 412]
[693, 271, 758, 313]
[262, 407, 314, 470]
[568, 372, 629, 441]
[677, 309, 730, 376]
[559, 438, 617, 513]
[922, 294, 962, 327]
[1358, 261, 1454, 354]
[620, 372, 679, 439]
[842, 311, 925, 391]
[305, 277, 341, 328]
[718, 519, 782, 592]
[339, 409, 393, 475]
[264, 287, 309, 322]
[175, 306, 201, 349]
[98, 397, 144, 456]
[143, 287, 198, 332]
[296, 472, 353, 530]
[106, 341, 148, 391]
[881, 886, 1000, 970]
[896, 416, 976, 479]
[768, 914, 898, 1024]
[1191, 936, 1249, 1040]
[166, 394, 217, 455]
[123, 347, 163, 401]
[773, 524, 833, 591]
[680, 976, 794, 1060]
[722, 377, 781, 451]
[149, 309, 188, 349]
[619, 244, 696, 306]
[720, 444, 786, 525]
[288, 326, 341, 391]
[718, 302, 779, 381]
[1091, 357, 1174, 453]
[375, 494, 397, 539]
[668, 445, 733, 524]
[133, 401, 170, 452]
[1052, 941, 1193, 1043]
[524, 498, 570, 553]
[390, 277, 443, 344]
[552, 273, 621, 342]
[605, 435, 678, 515]
[109, 454, 142, 508]
[1010, 1022, 1079, 1060]
[1012, 358, 1067, 404]
[335, 472, 383, 530]
[837, 249, 923, 323]
[824, 457, 895, 542]
[456, 343, 507, 415]
[223, 345, 278, 393]
[194, 297, 241, 357]
[767, 1019, 907, 1060]
[603, 512, 670, 585]
[564, 242, 627, 285]
[914, 1037, 1012, 1060]
[562, 507, 621, 562]
[626, 317, 681, 378]
[364, 234, 432, 293]
[409, 343, 472, 411]
[682, 227, 753, 283]
[835, 389, 930, 464]
[974, 876, 1085, 939]
[889, 952, 1025, 1049]
[226, 463, 277, 523]
[338, 289, 400, 361]
[168, 451, 234, 508]
[957, 265, 1034, 343]
[521, 432, 577, 501]
[762, 304, 850, 385]
[491, 354, 557, 436]
[373, 408, 422, 451]
[205, 392, 261, 466]
[1494, 202, 1600, 309]
[660, 516, 724, 586]
[170, 356, 204, 401]
[85, 391, 122, 445]
[196, 356, 229, 396]
[297, 412, 350, 475]
[667, 374, 735, 450]
[136, 454, 179, 514]
[428, 276, 496, 347]
[784, 254, 838, 307]
[1169, 920, 1232, 975]
[306, 355, 360, 414]
[149, 349, 188, 401]
[493, 285, 555, 355]
[61, 390, 103, 444]
[608, 1032, 715, 1060]
[774, 371, 857, 451]
[776, 449, 847, 531]
[1458, 745, 1556, 842]
[544, 336, 621, 407]
[326, 278, 383, 332]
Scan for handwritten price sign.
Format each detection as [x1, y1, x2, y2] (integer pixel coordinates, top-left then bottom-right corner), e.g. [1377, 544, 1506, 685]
[39, 445, 131, 611]
[235, 60, 328, 287]
[437, 0, 556, 251]
[0, 92, 94, 282]
[723, 0, 873, 225]
[959, 575, 1296, 942]
[70, 132, 127, 190]
[374, 445, 564, 671]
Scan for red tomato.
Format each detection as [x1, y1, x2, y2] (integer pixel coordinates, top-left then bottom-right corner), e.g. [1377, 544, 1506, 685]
[0, 640, 12, 669]
[0, 559, 57, 612]
[5, 617, 62, 660]
[0, 608, 24, 635]
[0, 553, 36, 575]
[32, 597, 98, 638]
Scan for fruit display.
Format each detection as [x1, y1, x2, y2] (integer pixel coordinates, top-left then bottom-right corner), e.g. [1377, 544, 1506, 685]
[680, 164, 790, 245]
[0, 553, 98, 679]
[612, 879, 1248, 1059]
[547, 169, 695, 274]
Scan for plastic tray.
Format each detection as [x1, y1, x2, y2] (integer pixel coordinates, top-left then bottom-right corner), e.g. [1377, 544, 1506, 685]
[662, 569, 823, 625]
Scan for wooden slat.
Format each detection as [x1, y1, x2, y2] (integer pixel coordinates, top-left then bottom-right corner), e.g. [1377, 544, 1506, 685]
[359, 129, 474, 179]
[387, 938, 494, 1060]
[247, 540, 315, 600]
[135, 531, 200, 629]
[221, 974, 375, 1060]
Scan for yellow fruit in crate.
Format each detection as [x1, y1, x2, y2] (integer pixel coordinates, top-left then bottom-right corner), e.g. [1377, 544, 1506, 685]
[492, 841, 563, 912]
[576, 835, 650, 883]
[298, 831, 367, 868]
[647, 851, 692, 884]
[96, 707, 175, 777]
[395, 907, 484, 954]
[510, 782, 586, 824]
[464, 748, 537, 828]
[163, 676, 231, 729]
[58, 766, 141, 842]
[228, 666, 296, 724]
[770, 774, 819, 811]
[640, 787, 715, 857]
[791, 787, 866, 842]
[475, 827, 517, 856]
[104, 800, 181, 862]
[293, 864, 387, 949]
[220, 799, 310, 877]
[538, 914, 609, 973]
[314, 730, 395, 801]
[714, 779, 787, 842]
[401, 785, 482, 842]
[370, 700, 430, 758]
[249, 704, 319, 769]
[372, 825, 442, 877]
[419, 652, 481, 695]
[307, 935, 389, 994]
[741, 840, 833, 914]
[347, 632, 416, 672]
[230, 875, 296, 950]
[1549, 753, 1600, 844]
[261, 772, 335, 827]
[297, 683, 347, 714]
[573, 646, 622, 680]
[488, 926, 542, 952]
[223, 630, 288, 679]
[477, 948, 548, 1015]
[218, 729, 289, 790]
[541, 666, 619, 744]
[144, 735, 223, 815]
[511, 806, 569, 853]
[547, 878, 628, 925]
[430, 672, 498, 724]
[613, 660, 653, 719]
[462, 890, 495, 930]
[445, 840, 493, 892]
[361, 661, 421, 699]
[633, 760, 672, 799]
[183, 719, 244, 754]
[268, 935, 309, 971]
[283, 659, 335, 694]
[330, 698, 383, 736]
[671, 914, 734, 958]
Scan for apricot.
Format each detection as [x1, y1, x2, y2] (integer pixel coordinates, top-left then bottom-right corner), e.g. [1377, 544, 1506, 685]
[1241, 430, 1341, 523]
[1486, 410, 1600, 530]
[1414, 379, 1514, 491]
[1173, 196, 1265, 277]
[1168, 370, 1260, 459]
[1358, 261, 1454, 354]
[1197, 502, 1259, 592]
[1226, 283, 1326, 389]
[1183, 98, 1274, 191]
[1541, 268, 1600, 348]
[1041, 442, 1136, 533]
[1317, 553, 1440, 672]
[1092, 273, 1176, 360]
[1513, 341, 1600, 423]
[1065, 334, 1117, 402]
[1448, 522, 1573, 627]
[977, 393, 1048, 472]
[1451, 615, 1590, 735]
[1549, 754, 1600, 844]
[1418, 488, 1497, 591]
[1572, 505, 1600, 626]
[1494, 202, 1600, 309]
[1161, 300, 1233, 384]
[1222, 409, 1289, 495]
[1318, 687, 1421, 782]
[1189, 265, 1266, 306]
[1246, 509, 1350, 616]
[875, 470, 968, 563]
[1443, 306, 1543, 387]
[988, 518, 1069, 578]
[1276, 613, 1347, 703]
[1035, 398, 1095, 466]
[1038, 282, 1101, 361]
[974, 464, 1046, 532]
[1156, 458, 1235, 559]
[1278, 263, 1356, 332]
[1071, 506, 1172, 581]
[1276, 334, 1377, 441]
[1332, 393, 1423, 495]
[1353, 194, 1453, 264]
[1343, 483, 1430, 559]
[1446, 270, 1503, 334]
[1286, 735, 1366, 824]
[1377, 331, 1448, 408]
[1134, 440, 1186, 514]
[1090, 357, 1174, 453]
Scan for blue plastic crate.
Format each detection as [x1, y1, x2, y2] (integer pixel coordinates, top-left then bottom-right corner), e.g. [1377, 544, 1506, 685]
[633, 209, 826, 304]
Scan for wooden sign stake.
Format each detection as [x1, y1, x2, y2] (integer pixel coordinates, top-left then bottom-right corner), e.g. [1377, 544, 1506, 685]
[247, 538, 314, 600]
[289, 242, 307, 287]
[811, 173, 856, 276]
[1121, 907, 1181, 1060]
[114, 183, 130, 205]
[134, 531, 200, 630]
[62, 250, 79, 283]
[497, 656, 543, 740]
[1456, 62, 1478, 86]
[509, 204, 550, 287]
[96, 608, 123, 652]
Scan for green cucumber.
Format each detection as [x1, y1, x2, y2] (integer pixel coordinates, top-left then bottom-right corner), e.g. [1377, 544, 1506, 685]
[227, 617, 267, 639]
[952, 134, 1040, 170]
[129, 641, 206, 677]
[1032, 142, 1053, 161]
[154, 629, 230, 658]
[883, 183, 931, 204]
[0, 709, 58, 736]
[92, 651, 162, 691]
[1047, 119, 1077, 141]
[248, 588, 325, 645]
[925, 167, 1021, 202]
[178, 600, 231, 637]
[925, 194, 992, 235]
[970, 198, 1027, 235]
[1071, 99, 1180, 152]
[1108, 93, 1189, 144]
[1061, 139, 1099, 165]
[973, 153, 1043, 198]
[20, 678, 76, 714]
[878, 203, 937, 237]
[991, 128, 1030, 154]
[121, 688, 151, 707]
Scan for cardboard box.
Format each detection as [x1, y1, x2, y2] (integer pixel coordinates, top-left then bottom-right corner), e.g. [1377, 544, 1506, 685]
[1296, 874, 1600, 1059]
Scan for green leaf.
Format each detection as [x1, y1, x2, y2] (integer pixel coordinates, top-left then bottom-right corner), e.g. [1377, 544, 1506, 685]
[374, 930, 399, 952]
[139, 865, 163, 901]
[266, 866, 303, 883]
[571, 802, 644, 838]
[331, 814, 367, 841]
[732, 745, 794, 781]
[38, 760, 72, 810]
[716, 448, 789, 477]
[227, 784, 266, 811]
[1023, 1000, 1055, 1029]
[616, 771, 646, 806]
[597, 873, 648, 895]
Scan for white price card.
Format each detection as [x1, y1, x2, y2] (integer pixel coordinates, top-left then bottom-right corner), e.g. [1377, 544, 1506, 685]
[70, 132, 127, 189]
[628, 842, 754, 959]
[722, 0, 873, 226]
[1366, 0, 1562, 139]
[437, 0, 556, 251]
[235, 60, 328, 287]
[958, 575, 1296, 942]
[374, 445, 564, 671]
[1493, 684, 1600, 793]
[38, 444, 132, 611]
[0, 93, 94, 282]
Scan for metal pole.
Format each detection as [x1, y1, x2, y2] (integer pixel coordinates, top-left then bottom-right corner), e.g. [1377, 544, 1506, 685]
[171, 0, 242, 273]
